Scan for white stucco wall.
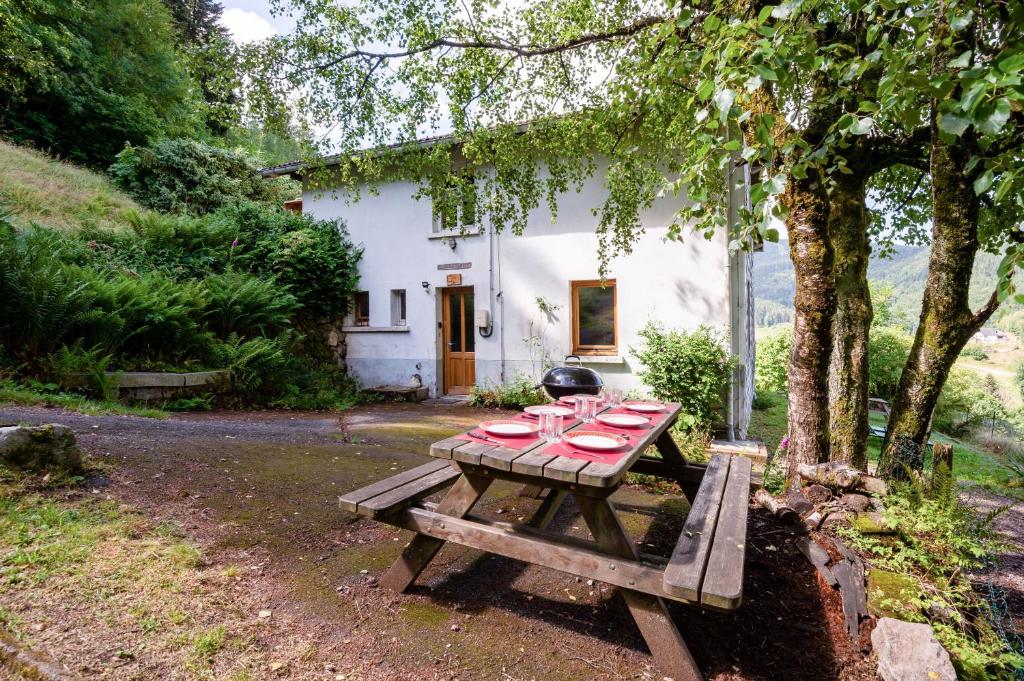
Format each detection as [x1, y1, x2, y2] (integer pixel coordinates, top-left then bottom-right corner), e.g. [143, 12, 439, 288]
[302, 159, 751, 433]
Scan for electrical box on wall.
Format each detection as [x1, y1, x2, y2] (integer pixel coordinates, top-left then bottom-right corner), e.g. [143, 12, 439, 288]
[474, 308, 491, 329]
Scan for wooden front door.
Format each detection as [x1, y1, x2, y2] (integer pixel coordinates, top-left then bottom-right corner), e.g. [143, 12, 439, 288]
[442, 287, 475, 395]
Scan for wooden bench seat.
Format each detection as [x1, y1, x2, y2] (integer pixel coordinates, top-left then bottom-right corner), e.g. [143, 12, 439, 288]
[338, 460, 461, 518]
[663, 454, 751, 611]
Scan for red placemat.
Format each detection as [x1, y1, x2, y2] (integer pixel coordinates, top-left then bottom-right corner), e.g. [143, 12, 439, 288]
[454, 430, 541, 450]
[540, 438, 631, 465]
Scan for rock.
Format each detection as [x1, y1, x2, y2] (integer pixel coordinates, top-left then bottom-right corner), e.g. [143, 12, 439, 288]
[804, 484, 832, 504]
[852, 512, 894, 534]
[861, 476, 888, 496]
[822, 510, 853, 529]
[784, 490, 815, 516]
[839, 493, 872, 513]
[871, 617, 956, 681]
[0, 424, 81, 473]
[867, 570, 921, 618]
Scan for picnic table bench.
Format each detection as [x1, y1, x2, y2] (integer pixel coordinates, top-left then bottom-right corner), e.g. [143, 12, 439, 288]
[339, 402, 751, 681]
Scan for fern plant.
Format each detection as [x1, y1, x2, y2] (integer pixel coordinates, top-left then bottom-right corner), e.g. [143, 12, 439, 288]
[202, 272, 299, 339]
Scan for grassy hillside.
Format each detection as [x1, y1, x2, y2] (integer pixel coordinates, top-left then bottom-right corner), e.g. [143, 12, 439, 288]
[754, 240, 1019, 328]
[0, 140, 143, 231]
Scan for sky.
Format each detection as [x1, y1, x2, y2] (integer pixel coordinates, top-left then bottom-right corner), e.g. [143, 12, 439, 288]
[220, 0, 290, 43]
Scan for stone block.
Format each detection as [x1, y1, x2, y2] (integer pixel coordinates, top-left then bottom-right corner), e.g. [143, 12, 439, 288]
[871, 617, 956, 681]
[0, 424, 82, 473]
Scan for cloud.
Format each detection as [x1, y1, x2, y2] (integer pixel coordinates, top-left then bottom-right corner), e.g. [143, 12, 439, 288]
[220, 8, 277, 44]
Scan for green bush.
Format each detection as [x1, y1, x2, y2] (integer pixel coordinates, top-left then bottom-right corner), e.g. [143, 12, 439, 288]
[202, 272, 299, 339]
[470, 374, 546, 409]
[108, 139, 292, 215]
[868, 326, 911, 400]
[960, 346, 989, 361]
[217, 202, 363, 319]
[755, 327, 791, 392]
[1017, 363, 1024, 401]
[630, 322, 734, 429]
[0, 223, 96, 365]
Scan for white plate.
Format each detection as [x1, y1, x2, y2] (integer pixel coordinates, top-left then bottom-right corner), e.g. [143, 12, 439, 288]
[480, 420, 539, 437]
[563, 430, 627, 451]
[623, 401, 666, 413]
[524, 404, 574, 417]
[595, 413, 649, 428]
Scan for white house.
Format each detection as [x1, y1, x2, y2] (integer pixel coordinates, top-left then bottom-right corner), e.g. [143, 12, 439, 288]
[261, 142, 756, 438]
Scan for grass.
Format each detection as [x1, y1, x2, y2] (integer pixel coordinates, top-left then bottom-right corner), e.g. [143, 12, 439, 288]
[0, 140, 143, 232]
[749, 390, 1020, 496]
[0, 380, 168, 419]
[0, 473, 270, 678]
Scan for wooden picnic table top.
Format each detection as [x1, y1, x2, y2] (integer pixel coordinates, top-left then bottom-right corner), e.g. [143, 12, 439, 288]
[429, 401, 682, 490]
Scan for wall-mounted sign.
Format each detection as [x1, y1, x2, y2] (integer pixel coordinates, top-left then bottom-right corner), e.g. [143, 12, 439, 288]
[438, 262, 472, 271]
[446, 273, 463, 286]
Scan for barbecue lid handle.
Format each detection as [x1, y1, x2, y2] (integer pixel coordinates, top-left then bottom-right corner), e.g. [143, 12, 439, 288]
[564, 354, 583, 367]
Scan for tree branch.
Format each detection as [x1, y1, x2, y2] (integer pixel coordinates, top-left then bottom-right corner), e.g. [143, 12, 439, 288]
[970, 287, 1002, 330]
[302, 16, 667, 74]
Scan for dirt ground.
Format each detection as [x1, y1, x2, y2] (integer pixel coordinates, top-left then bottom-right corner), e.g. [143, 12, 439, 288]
[0, 402, 884, 679]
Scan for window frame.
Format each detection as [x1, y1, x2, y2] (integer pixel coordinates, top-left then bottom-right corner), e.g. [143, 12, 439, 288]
[353, 291, 370, 327]
[390, 289, 407, 327]
[431, 174, 477, 234]
[571, 279, 617, 355]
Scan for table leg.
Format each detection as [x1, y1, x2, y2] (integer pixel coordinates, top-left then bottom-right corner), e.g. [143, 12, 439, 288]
[655, 432, 700, 503]
[575, 495, 703, 681]
[525, 489, 566, 530]
[380, 472, 493, 593]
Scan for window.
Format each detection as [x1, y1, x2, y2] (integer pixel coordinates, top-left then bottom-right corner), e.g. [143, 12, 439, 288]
[571, 280, 617, 354]
[390, 289, 407, 326]
[432, 175, 477, 233]
[353, 291, 369, 327]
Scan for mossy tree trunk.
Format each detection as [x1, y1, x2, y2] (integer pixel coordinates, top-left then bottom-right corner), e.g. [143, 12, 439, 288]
[827, 173, 872, 470]
[880, 123, 998, 475]
[784, 167, 835, 482]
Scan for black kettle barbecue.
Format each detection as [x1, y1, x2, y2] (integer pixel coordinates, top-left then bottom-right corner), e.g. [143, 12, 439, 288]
[540, 355, 603, 399]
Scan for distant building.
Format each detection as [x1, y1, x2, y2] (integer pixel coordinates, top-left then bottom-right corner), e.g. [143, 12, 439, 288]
[973, 327, 1007, 344]
[260, 137, 757, 438]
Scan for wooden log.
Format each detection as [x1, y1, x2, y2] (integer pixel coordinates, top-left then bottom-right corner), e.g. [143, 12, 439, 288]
[796, 462, 861, 489]
[832, 556, 867, 640]
[753, 489, 799, 525]
[932, 443, 954, 476]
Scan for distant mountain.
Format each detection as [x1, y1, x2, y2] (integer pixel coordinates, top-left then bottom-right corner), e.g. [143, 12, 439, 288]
[752, 240, 1015, 329]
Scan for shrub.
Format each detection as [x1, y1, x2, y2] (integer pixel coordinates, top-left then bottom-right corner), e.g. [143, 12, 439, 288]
[1017, 363, 1024, 401]
[960, 346, 989, 361]
[202, 272, 299, 339]
[470, 374, 546, 409]
[209, 333, 299, 399]
[69, 267, 210, 362]
[108, 139, 292, 215]
[754, 327, 790, 393]
[0, 223, 96, 366]
[868, 326, 911, 400]
[630, 322, 734, 429]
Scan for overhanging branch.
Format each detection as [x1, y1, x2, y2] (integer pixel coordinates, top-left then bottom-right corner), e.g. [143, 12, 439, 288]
[302, 16, 668, 74]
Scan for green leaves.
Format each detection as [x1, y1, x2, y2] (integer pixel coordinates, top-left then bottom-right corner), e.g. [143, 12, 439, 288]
[938, 110, 971, 136]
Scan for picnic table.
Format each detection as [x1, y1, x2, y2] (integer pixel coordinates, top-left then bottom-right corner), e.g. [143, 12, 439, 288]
[339, 401, 751, 681]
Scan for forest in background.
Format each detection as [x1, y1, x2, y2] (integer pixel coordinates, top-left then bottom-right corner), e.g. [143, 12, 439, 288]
[754, 241, 1024, 336]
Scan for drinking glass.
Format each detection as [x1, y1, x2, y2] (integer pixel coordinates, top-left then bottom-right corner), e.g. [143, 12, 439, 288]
[607, 387, 623, 408]
[539, 411, 563, 442]
[573, 396, 587, 421]
[581, 395, 599, 424]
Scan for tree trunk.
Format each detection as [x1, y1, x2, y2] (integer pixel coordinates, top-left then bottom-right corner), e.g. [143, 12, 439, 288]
[827, 173, 872, 470]
[880, 124, 998, 475]
[784, 168, 835, 483]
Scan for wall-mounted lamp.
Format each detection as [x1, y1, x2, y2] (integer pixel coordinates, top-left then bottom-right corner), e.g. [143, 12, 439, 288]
[421, 281, 431, 293]
[447, 237, 457, 251]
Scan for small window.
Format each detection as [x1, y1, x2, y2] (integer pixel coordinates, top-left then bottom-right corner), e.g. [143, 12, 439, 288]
[571, 280, 616, 354]
[432, 175, 477, 233]
[390, 289, 407, 326]
[353, 291, 369, 327]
